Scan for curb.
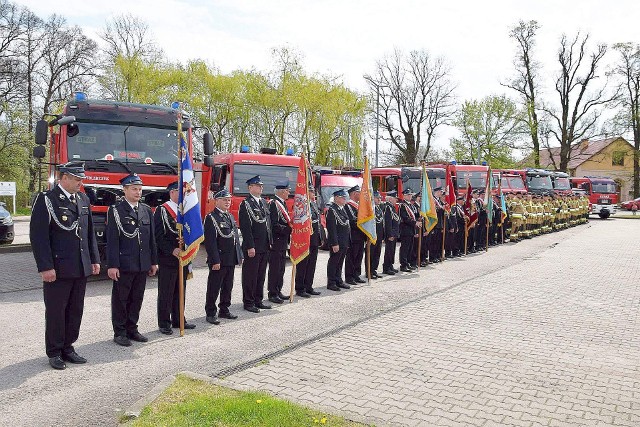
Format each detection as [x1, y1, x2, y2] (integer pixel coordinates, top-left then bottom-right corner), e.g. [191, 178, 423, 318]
[0, 243, 31, 254]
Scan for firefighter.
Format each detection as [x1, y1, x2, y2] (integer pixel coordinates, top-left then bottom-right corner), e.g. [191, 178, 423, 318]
[30, 162, 100, 369]
[382, 190, 400, 275]
[107, 173, 158, 347]
[294, 188, 324, 297]
[267, 181, 292, 304]
[154, 181, 195, 335]
[344, 185, 367, 285]
[238, 175, 273, 313]
[365, 191, 385, 279]
[399, 188, 418, 271]
[204, 189, 243, 325]
[326, 189, 351, 291]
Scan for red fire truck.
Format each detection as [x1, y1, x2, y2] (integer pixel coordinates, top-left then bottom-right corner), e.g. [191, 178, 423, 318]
[370, 166, 448, 197]
[33, 93, 214, 260]
[499, 168, 553, 194]
[313, 168, 362, 211]
[202, 148, 312, 222]
[549, 171, 572, 195]
[492, 170, 527, 194]
[569, 176, 618, 218]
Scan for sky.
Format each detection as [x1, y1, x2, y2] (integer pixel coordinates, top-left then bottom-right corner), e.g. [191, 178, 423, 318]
[16, 0, 640, 152]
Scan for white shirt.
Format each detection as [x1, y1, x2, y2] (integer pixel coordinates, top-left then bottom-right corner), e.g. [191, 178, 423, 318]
[58, 185, 74, 200]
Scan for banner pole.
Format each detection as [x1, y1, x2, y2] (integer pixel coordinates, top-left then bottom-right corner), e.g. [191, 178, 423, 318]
[485, 219, 489, 252]
[289, 264, 296, 303]
[464, 224, 468, 256]
[417, 226, 422, 271]
[441, 213, 446, 260]
[366, 241, 371, 284]
[176, 108, 185, 337]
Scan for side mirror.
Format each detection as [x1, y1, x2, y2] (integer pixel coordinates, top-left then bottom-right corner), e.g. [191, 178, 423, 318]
[67, 123, 79, 138]
[203, 133, 214, 156]
[35, 120, 48, 145]
[57, 115, 76, 125]
[204, 156, 214, 167]
[33, 145, 46, 159]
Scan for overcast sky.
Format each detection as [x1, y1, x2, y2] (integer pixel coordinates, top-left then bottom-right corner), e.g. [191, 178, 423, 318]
[17, 0, 639, 151]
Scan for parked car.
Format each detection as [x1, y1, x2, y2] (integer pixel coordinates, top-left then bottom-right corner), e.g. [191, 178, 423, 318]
[621, 197, 640, 211]
[0, 202, 14, 244]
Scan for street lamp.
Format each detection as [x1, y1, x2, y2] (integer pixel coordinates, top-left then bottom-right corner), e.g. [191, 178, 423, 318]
[364, 75, 388, 168]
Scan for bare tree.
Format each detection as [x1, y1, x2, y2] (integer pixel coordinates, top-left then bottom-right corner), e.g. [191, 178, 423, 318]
[543, 33, 616, 172]
[0, 0, 27, 112]
[366, 48, 456, 165]
[503, 20, 543, 167]
[611, 43, 640, 197]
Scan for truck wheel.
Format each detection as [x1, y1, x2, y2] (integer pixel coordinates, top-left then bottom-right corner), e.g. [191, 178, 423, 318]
[598, 211, 610, 219]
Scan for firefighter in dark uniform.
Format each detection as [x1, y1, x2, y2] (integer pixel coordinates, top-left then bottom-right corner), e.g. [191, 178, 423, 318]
[326, 189, 351, 291]
[30, 162, 100, 370]
[467, 189, 479, 253]
[204, 189, 243, 324]
[238, 175, 273, 313]
[476, 191, 488, 250]
[294, 188, 324, 297]
[382, 190, 400, 275]
[408, 192, 421, 269]
[365, 191, 385, 279]
[267, 180, 292, 304]
[107, 173, 158, 346]
[399, 188, 418, 272]
[445, 194, 458, 258]
[344, 185, 366, 285]
[454, 195, 466, 256]
[154, 181, 195, 335]
[429, 187, 445, 263]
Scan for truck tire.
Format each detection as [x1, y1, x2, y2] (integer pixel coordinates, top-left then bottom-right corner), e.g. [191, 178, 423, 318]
[599, 211, 610, 219]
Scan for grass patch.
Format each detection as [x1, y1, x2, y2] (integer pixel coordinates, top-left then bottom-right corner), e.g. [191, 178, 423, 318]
[615, 214, 640, 219]
[129, 374, 371, 427]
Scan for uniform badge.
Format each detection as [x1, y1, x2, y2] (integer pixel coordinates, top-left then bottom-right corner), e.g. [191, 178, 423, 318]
[59, 194, 65, 200]
[62, 215, 68, 221]
[131, 220, 135, 225]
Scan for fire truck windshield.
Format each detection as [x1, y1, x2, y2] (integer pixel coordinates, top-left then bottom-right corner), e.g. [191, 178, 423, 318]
[456, 171, 486, 189]
[506, 177, 526, 190]
[527, 176, 553, 190]
[67, 122, 180, 165]
[591, 180, 616, 194]
[232, 164, 299, 197]
[553, 178, 571, 190]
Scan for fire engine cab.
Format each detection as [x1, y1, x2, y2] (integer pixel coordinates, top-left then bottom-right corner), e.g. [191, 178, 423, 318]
[370, 166, 447, 198]
[570, 176, 618, 218]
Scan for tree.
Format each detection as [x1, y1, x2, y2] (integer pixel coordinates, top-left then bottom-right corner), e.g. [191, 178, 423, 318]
[366, 48, 456, 165]
[611, 43, 640, 197]
[543, 33, 616, 171]
[503, 20, 543, 167]
[450, 95, 525, 168]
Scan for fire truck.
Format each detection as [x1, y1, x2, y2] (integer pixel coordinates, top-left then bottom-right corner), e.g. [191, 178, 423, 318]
[202, 147, 312, 222]
[370, 166, 448, 198]
[493, 171, 527, 194]
[499, 168, 553, 194]
[313, 167, 362, 211]
[33, 93, 214, 260]
[569, 176, 618, 218]
[549, 171, 572, 195]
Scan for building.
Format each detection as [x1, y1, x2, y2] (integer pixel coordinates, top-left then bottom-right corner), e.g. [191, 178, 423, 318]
[534, 137, 635, 200]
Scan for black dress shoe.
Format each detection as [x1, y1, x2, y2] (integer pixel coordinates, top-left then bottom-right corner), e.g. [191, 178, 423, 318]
[327, 284, 341, 291]
[127, 331, 148, 342]
[296, 291, 311, 298]
[420, 262, 428, 267]
[306, 289, 321, 295]
[49, 356, 66, 370]
[382, 269, 395, 275]
[62, 351, 87, 364]
[218, 312, 238, 319]
[336, 283, 351, 289]
[172, 322, 196, 329]
[400, 266, 411, 272]
[206, 316, 220, 325]
[244, 306, 260, 313]
[371, 271, 380, 279]
[409, 264, 417, 270]
[268, 296, 284, 304]
[355, 277, 367, 284]
[392, 268, 400, 273]
[256, 303, 272, 310]
[114, 335, 132, 347]
[278, 293, 289, 300]
[159, 327, 173, 334]
[345, 279, 357, 285]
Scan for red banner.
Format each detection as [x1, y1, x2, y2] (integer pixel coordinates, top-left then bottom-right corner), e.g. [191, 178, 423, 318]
[289, 156, 312, 265]
[445, 164, 456, 213]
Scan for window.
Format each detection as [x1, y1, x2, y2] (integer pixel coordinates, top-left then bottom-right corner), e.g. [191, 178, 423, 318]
[612, 151, 625, 166]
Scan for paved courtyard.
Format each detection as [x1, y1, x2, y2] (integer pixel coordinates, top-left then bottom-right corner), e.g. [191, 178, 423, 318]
[0, 218, 638, 426]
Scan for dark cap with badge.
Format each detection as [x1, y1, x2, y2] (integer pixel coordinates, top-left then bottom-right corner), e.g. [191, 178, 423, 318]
[120, 173, 143, 186]
[246, 175, 263, 186]
[456, 195, 464, 201]
[433, 186, 443, 192]
[386, 190, 398, 198]
[402, 188, 414, 195]
[57, 161, 86, 179]
[333, 188, 348, 198]
[214, 189, 232, 199]
[275, 180, 291, 190]
[373, 190, 381, 198]
[348, 185, 360, 194]
[166, 181, 179, 191]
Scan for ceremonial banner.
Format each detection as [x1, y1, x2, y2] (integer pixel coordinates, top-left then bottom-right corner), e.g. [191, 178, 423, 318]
[357, 156, 377, 244]
[420, 164, 438, 233]
[498, 175, 508, 225]
[290, 155, 312, 264]
[484, 168, 494, 223]
[177, 133, 204, 266]
[464, 179, 478, 232]
[444, 164, 456, 213]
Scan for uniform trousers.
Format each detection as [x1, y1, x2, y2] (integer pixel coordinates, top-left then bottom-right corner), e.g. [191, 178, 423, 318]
[205, 265, 235, 316]
[327, 246, 348, 286]
[43, 277, 87, 358]
[295, 245, 318, 292]
[429, 229, 442, 260]
[267, 249, 287, 297]
[382, 239, 397, 271]
[399, 235, 414, 267]
[241, 251, 268, 308]
[365, 239, 383, 274]
[344, 241, 364, 281]
[157, 264, 188, 328]
[112, 272, 147, 337]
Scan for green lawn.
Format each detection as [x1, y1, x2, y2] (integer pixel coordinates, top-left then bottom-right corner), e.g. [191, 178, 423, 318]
[128, 375, 371, 427]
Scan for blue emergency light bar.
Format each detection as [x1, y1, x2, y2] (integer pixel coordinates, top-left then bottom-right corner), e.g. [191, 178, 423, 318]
[240, 146, 250, 153]
[73, 92, 87, 102]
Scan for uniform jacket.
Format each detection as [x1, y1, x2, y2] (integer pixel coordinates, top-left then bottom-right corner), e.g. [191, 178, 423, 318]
[383, 202, 400, 239]
[399, 200, 416, 237]
[30, 186, 100, 279]
[310, 201, 326, 247]
[269, 195, 292, 251]
[345, 201, 366, 243]
[153, 202, 181, 268]
[374, 203, 385, 241]
[204, 208, 243, 267]
[106, 199, 158, 272]
[326, 203, 351, 248]
[238, 195, 272, 253]
[434, 198, 445, 230]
